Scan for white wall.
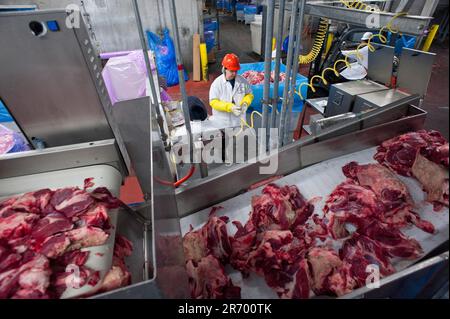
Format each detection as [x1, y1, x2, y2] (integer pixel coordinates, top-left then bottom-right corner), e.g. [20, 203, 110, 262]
[0, 0, 201, 70]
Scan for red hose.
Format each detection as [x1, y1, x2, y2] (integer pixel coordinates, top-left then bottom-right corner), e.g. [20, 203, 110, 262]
[174, 165, 196, 187]
[155, 165, 196, 188]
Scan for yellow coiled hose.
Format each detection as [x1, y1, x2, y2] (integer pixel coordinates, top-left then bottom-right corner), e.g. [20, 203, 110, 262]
[295, 2, 408, 100]
[238, 1, 407, 135]
[299, 18, 329, 64]
[340, 0, 380, 12]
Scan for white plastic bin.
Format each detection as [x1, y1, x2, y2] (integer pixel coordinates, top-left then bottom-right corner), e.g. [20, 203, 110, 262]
[250, 21, 262, 55]
[245, 14, 255, 24]
[236, 10, 244, 22]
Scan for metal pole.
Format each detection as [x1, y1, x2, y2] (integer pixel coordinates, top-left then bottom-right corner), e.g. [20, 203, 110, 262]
[278, 0, 299, 145]
[131, 1, 156, 268]
[262, 0, 275, 134]
[131, 0, 169, 148]
[168, 0, 194, 162]
[198, 0, 205, 42]
[284, 0, 306, 145]
[271, 0, 286, 130]
[216, 0, 221, 50]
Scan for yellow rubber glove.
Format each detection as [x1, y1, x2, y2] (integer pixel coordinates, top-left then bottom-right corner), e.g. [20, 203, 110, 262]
[210, 99, 235, 113]
[240, 93, 254, 107]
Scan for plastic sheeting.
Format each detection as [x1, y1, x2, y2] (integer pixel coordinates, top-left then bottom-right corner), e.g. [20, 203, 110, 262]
[147, 28, 189, 87]
[102, 50, 172, 105]
[0, 124, 30, 155]
[102, 50, 153, 105]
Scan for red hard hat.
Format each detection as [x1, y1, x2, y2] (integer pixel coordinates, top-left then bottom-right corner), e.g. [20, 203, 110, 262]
[222, 53, 240, 71]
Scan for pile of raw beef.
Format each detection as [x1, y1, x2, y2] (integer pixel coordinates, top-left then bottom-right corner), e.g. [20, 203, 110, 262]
[0, 179, 133, 299]
[183, 130, 449, 299]
[242, 71, 287, 85]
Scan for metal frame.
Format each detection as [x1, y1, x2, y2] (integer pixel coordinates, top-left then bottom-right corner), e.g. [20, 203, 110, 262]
[0, 139, 126, 180]
[304, 1, 433, 36]
[284, 0, 307, 145]
[368, 43, 396, 85]
[0, 9, 131, 175]
[168, 0, 194, 163]
[271, 0, 287, 130]
[262, 0, 275, 135]
[279, 0, 301, 145]
[1, 3, 446, 300]
[0, 9, 189, 299]
[176, 98, 426, 217]
[396, 48, 437, 97]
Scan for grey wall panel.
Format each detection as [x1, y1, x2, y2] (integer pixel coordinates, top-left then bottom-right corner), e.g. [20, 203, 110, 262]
[0, 0, 200, 70]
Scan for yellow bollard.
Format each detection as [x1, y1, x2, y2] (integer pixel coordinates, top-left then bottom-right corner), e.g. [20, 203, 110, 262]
[199, 43, 208, 81]
[422, 24, 440, 52]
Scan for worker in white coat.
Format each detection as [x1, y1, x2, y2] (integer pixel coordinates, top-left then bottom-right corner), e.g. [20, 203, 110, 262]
[209, 53, 254, 128]
[339, 32, 373, 80]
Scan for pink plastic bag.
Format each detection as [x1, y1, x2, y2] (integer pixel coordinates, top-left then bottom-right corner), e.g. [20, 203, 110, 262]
[102, 50, 156, 105]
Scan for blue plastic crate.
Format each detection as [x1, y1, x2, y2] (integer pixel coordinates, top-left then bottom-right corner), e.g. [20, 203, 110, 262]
[244, 5, 257, 14]
[204, 19, 218, 32]
[236, 3, 246, 11]
[217, 0, 232, 11]
[204, 31, 216, 53]
[238, 62, 308, 114]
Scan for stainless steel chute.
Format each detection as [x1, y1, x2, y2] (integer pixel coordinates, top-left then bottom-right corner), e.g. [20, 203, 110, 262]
[0, 9, 188, 299]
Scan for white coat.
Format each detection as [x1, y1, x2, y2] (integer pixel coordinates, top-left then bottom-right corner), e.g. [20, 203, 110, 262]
[340, 45, 369, 80]
[209, 74, 253, 128]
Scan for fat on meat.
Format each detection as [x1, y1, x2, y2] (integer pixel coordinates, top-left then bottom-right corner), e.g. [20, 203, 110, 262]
[186, 255, 241, 299]
[183, 208, 238, 299]
[343, 162, 435, 234]
[248, 184, 314, 234]
[412, 154, 449, 209]
[307, 247, 356, 297]
[0, 213, 39, 241]
[375, 130, 449, 210]
[374, 130, 448, 176]
[0, 180, 132, 299]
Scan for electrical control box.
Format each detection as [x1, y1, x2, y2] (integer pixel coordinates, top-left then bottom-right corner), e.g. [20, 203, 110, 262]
[353, 89, 412, 114]
[325, 80, 389, 118]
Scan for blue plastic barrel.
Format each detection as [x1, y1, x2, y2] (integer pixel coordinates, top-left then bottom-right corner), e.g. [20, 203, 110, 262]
[238, 61, 308, 114]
